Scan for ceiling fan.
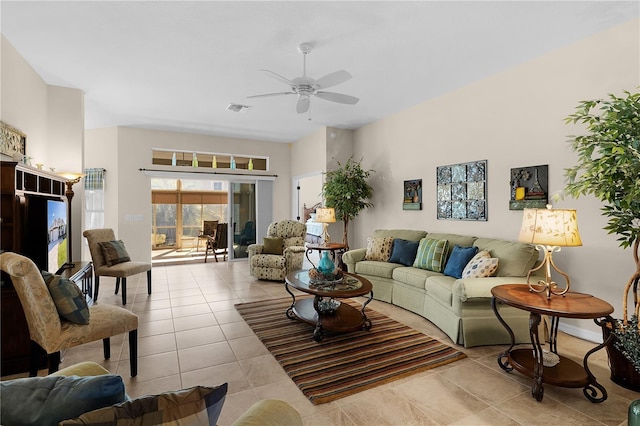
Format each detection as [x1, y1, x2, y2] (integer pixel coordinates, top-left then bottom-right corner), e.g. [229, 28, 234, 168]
[248, 43, 359, 114]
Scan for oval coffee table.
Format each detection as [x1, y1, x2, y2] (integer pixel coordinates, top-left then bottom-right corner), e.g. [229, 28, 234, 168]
[285, 270, 374, 341]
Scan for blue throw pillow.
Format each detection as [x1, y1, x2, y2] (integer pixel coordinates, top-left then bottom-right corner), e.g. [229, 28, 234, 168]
[443, 245, 479, 279]
[388, 239, 420, 266]
[0, 374, 126, 426]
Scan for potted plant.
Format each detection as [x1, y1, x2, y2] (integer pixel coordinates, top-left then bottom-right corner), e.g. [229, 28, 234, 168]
[322, 157, 374, 250]
[564, 89, 640, 391]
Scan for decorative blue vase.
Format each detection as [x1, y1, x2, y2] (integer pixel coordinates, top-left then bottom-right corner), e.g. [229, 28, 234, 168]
[317, 251, 335, 276]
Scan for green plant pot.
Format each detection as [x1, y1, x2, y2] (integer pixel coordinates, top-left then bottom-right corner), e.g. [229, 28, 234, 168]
[602, 321, 640, 391]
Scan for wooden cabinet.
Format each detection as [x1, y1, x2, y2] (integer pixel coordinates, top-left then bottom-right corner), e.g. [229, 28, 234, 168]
[1, 161, 69, 375]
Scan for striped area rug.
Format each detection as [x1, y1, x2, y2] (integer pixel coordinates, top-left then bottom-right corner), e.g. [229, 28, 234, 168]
[235, 297, 467, 405]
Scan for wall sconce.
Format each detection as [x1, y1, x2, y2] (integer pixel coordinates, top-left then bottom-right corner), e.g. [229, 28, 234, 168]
[518, 206, 582, 299]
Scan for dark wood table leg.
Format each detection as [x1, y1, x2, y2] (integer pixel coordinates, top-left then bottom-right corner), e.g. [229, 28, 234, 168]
[491, 297, 515, 372]
[529, 312, 544, 401]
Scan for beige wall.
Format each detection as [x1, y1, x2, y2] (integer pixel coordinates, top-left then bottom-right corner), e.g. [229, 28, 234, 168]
[351, 19, 640, 340]
[83, 126, 291, 262]
[1, 35, 85, 260]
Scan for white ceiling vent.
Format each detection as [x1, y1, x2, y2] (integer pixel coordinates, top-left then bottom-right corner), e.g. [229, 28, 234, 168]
[227, 103, 250, 113]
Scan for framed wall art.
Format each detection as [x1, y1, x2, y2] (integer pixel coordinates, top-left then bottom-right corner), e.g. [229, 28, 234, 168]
[0, 121, 26, 159]
[509, 164, 548, 210]
[436, 160, 487, 221]
[403, 179, 422, 210]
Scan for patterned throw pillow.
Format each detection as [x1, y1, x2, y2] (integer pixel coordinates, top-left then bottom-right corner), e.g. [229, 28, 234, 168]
[41, 271, 90, 324]
[461, 250, 499, 278]
[364, 236, 394, 262]
[413, 238, 449, 272]
[61, 384, 228, 426]
[262, 237, 284, 255]
[98, 240, 131, 267]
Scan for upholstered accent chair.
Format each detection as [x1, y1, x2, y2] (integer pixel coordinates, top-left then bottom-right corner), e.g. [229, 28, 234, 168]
[83, 228, 151, 305]
[248, 220, 307, 281]
[0, 252, 139, 376]
[205, 222, 228, 263]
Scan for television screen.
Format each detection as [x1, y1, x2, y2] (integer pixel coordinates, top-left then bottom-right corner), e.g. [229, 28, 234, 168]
[47, 199, 68, 273]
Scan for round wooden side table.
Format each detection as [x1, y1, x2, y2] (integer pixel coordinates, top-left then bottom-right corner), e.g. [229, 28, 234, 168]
[491, 284, 614, 403]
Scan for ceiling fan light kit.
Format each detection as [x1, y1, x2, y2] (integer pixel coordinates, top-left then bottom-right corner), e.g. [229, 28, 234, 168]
[248, 42, 359, 114]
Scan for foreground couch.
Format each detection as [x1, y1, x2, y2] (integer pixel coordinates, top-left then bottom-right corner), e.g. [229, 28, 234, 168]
[342, 229, 541, 347]
[0, 362, 302, 426]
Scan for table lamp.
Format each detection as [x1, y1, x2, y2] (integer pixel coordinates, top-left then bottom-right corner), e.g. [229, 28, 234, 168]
[315, 207, 336, 246]
[518, 206, 582, 299]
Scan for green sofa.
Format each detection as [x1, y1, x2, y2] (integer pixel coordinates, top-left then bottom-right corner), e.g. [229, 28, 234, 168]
[342, 229, 541, 347]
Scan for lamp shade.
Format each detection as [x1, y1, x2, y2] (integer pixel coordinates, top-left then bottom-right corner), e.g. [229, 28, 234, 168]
[518, 208, 582, 247]
[315, 207, 336, 223]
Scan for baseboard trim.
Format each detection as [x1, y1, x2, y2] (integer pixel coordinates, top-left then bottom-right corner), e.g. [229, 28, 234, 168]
[558, 322, 603, 344]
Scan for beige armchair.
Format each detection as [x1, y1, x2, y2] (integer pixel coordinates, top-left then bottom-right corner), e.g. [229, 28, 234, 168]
[0, 252, 139, 376]
[83, 228, 151, 305]
[248, 220, 307, 281]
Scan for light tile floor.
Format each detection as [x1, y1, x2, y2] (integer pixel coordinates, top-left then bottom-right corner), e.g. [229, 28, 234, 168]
[5, 258, 636, 425]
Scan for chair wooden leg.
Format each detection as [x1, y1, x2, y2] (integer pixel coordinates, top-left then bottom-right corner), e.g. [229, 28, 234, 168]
[121, 278, 127, 305]
[103, 337, 110, 359]
[47, 352, 61, 375]
[147, 270, 152, 295]
[29, 341, 41, 377]
[115, 277, 120, 294]
[129, 329, 138, 377]
[94, 276, 100, 302]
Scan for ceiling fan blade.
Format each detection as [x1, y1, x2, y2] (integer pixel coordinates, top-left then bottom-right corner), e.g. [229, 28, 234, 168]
[247, 92, 295, 99]
[315, 70, 352, 89]
[260, 69, 295, 86]
[315, 91, 359, 105]
[296, 97, 310, 114]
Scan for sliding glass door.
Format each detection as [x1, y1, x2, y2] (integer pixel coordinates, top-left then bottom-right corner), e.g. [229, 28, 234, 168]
[230, 182, 256, 259]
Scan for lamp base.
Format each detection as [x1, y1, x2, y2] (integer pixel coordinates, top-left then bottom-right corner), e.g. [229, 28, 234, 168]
[321, 224, 331, 246]
[527, 245, 571, 299]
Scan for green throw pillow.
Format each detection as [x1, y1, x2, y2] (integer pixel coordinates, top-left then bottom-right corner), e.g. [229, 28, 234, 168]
[413, 238, 449, 272]
[41, 271, 90, 324]
[262, 237, 284, 255]
[98, 240, 131, 266]
[61, 384, 228, 426]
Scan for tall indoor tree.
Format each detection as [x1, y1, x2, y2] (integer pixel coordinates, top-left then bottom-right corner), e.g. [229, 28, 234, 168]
[322, 157, 374, 249]
[564, 89, 640, 390]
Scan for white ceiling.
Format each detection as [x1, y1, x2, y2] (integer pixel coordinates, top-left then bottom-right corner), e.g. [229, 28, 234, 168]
[1, 1, 638, 143]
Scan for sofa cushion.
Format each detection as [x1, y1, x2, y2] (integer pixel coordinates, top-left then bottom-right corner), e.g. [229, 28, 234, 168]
[98, 240, 131, 267]
[0, 374, 126, 426]
[388, 239, 420, 266]
[443, 245, 479, 279]
[424, 275, 457, 307]
[354, 260, 399, 279]
[473, 238, 538, 277]
[425, 233, 477, 253]
[251, 254, 286, 269]
[392, 266, 439, 289]
[262, 237, 284, 255]
[413, 238, 449, 273]
[41, 271, 90, 325]
[61, 384, 228, 426]
[373, 229, 427, 241]
[462, 250, 499, 278]
[365, 236, 394, 262]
